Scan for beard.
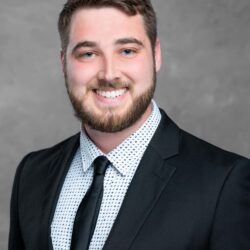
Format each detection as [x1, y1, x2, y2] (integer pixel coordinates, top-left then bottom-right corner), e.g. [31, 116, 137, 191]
[65, 74, 156, 133]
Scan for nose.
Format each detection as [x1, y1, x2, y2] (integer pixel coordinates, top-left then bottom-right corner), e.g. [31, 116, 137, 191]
[97, 54, 120, 82]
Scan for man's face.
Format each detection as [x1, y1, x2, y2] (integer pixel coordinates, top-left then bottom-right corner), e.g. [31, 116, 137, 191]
[62, 7, 161, 132]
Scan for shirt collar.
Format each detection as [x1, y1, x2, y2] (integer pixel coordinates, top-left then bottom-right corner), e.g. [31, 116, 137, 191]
[79, 100, 161, 175]
[80, 132, 103, 173]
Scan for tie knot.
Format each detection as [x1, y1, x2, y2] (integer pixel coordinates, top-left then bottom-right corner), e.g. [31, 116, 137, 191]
[93, 156, 110, 175]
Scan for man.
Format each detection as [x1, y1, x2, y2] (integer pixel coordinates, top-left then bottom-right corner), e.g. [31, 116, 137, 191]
[9, 0, 250, 249]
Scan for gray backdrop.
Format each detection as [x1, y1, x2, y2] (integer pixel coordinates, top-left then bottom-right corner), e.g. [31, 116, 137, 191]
[1, 0, 250, 248]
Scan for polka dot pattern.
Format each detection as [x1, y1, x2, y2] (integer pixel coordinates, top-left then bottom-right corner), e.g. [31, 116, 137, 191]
[51, 100, 161, 250]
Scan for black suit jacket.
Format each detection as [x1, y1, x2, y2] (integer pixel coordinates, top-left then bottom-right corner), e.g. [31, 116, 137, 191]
[9, 110, 250, 250]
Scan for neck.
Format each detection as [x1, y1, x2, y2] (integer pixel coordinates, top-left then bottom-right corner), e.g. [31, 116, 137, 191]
[84, 104, 153, 154]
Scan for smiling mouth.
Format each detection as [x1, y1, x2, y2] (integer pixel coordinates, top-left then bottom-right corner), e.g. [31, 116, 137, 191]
[95, 88, 128, 99]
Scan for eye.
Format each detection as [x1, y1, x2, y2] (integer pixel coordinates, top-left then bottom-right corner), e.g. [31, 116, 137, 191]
[81, 51, 95, 58]
[76, 51, 97, 60]
[121, 48, 137, 56]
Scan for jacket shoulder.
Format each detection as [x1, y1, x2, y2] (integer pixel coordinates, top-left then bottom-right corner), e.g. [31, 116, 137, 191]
[17, 133, 80, 176]
[179, 129, 248, 168]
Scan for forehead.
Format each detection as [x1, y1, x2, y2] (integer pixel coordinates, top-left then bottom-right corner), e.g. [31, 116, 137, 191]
[69, 7, 148, 45]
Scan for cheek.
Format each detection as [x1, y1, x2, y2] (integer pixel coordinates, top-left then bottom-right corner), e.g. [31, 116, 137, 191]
[124, 58, 154, 86]
[66, 61, 99, 88]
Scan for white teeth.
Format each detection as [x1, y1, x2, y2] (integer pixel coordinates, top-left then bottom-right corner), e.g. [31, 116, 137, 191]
[96, 89, 127, 99]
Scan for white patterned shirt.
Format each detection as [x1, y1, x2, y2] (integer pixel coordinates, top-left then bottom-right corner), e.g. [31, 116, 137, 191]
[51, 100, 161, 250]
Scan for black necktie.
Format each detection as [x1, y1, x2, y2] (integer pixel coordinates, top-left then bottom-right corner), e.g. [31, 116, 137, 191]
[70, 156, 110, 250]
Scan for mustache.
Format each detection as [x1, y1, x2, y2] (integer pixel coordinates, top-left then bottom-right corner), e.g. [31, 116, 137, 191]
[89, 79, 130, 90]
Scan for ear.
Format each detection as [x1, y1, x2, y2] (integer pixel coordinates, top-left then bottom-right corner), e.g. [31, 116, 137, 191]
[60, 50, 66, 74]
[154, 38, 162, 72]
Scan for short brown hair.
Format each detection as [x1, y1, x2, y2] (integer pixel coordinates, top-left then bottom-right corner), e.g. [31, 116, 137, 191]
[58, 0, 157, 52]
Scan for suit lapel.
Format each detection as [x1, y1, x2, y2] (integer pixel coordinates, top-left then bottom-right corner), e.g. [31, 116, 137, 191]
[104, 111, 180, 250]
[39, 134, 80, 250]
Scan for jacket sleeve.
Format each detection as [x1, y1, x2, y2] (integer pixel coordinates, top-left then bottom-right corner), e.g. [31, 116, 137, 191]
[8, 154, 31, 250]
[209, 157, 250, 249]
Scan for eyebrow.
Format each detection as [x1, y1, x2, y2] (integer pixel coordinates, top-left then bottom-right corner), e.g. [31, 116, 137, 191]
[115, 38, 144, 47]
[72, 41, 97, 54]
[72, 38, 144, 54]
